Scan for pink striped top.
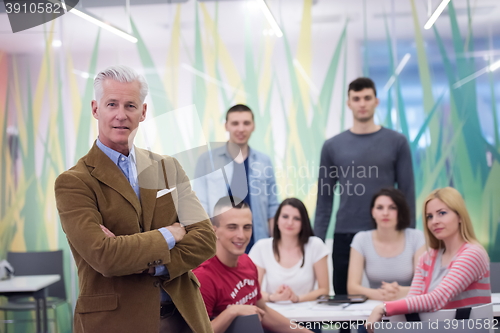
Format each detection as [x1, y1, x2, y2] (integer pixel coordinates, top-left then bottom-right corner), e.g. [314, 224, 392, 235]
[385, 242, 491, 316]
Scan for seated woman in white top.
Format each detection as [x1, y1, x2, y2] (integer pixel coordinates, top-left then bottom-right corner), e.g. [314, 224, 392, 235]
[249, 198, 330, 303]
[348, 188, 425, 301]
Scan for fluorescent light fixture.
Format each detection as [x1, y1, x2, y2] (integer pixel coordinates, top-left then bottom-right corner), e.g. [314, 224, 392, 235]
[69, 7, 138, 43]
[293, 59, 319, 95]
[383, 53, 411, 92]
[395, 53, 411, 75]
[490, 59, 500, 72]
[424, 0, 451, 30]
[453, 59, 500, 89]
[72, 69, 92, 79]
[52, 40, 62, 47]
[256, 0, 283, 38]
[452, 67, 488, 89]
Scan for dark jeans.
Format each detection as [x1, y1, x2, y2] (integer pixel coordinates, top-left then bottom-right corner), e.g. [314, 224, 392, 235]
[333, 233, 357, 295]
[160, 301, 192, 333]
[333, 233, 357, 333]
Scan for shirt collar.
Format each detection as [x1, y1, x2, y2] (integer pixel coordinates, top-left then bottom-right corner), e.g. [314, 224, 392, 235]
[129, 146, 136, 164]
[222, 142, 252, 159]
[96, 137, 136, 166]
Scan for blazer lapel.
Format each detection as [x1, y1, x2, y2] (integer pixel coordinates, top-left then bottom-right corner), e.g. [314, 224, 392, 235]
[86, 143, 142, 218]
[136, 147, 162, 232]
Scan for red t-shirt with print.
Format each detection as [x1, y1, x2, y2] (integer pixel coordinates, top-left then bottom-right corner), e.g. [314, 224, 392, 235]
[193, 254, 262, 318]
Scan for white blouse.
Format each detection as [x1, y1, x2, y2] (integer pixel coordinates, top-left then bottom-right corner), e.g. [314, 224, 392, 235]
[249, 236, 329, 296]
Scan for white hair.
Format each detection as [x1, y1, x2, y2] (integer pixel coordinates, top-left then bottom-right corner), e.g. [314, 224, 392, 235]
[94, 65, 149, 103]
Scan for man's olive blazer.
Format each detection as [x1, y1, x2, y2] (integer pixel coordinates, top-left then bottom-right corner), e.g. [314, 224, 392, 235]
[55, 142, 216, 333]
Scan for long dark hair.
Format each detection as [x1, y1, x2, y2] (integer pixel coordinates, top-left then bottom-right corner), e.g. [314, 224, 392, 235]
[370, 188, 410, 231]
[272, 198, 314, 267]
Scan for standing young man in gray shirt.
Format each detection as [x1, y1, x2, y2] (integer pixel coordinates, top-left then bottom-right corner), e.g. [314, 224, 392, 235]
[314, 77, 415, 298]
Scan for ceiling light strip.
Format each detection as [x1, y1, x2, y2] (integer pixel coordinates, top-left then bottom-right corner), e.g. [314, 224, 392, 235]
[69, 7, 138, 43]
[293, 59, 319, 94]
[424, 0, 451, 30]
[256, 0, 283, 38]
[383, 53, 411, 92]
[490, 59, 500, 72]
[453, 67, 490, 89]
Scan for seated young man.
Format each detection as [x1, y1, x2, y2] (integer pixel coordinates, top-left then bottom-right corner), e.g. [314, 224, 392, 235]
[193, 196, 313, 333]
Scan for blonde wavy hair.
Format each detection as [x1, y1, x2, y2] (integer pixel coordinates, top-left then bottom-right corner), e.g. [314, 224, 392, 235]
[422, 187, 479, 250]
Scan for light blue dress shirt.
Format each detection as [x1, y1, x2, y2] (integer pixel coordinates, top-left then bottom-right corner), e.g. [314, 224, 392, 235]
[96, 139, 175, 250]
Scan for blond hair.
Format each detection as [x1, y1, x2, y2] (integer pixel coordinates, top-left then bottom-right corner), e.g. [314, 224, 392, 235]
[422, 187, 479, 250]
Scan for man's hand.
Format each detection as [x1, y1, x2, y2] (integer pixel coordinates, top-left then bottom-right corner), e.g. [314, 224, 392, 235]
[228, 305, 265, 321]
[100, 224, 115, 238]
[166, 222, 186, 243]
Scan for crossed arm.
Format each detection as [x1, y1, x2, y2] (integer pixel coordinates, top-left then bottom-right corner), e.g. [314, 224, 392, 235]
[55, 168, 215, 278]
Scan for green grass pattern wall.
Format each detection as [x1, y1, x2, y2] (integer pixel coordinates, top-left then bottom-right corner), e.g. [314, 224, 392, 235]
[0, 0, 499, 331]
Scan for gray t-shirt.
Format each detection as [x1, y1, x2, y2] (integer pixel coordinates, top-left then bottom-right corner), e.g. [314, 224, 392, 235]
[428, 249, 449, 293]
[314, 127, 415, 236]
[350, 228, 425, 289]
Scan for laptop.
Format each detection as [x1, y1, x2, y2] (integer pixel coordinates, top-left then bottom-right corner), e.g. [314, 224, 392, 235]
[317, 294, 368, 305]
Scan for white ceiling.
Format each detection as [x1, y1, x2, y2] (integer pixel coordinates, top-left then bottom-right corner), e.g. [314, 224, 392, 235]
[0, 0, 499, 55]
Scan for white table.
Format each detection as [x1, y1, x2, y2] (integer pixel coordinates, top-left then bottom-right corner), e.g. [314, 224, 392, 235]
[0, 275, 60, 333]
[269, 293, 500, 322]
[268, 300, 382, 323]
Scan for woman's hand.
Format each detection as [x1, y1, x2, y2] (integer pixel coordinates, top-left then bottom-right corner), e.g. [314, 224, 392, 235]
[380, 281, 402, 301]
[380, 281, 399, 301]
[269, 284, 293, 302]
[381, 281, 398, 293]
[373, 288, 390, 301]
[287, 287, 300, 303]
[269, 284, 300, 302]
[365, 303, 385, 333]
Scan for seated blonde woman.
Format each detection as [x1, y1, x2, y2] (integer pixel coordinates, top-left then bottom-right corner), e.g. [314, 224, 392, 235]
[249, 198, 329, 303]
[348, 188, 425, 301]
[366, 187, 491, 332]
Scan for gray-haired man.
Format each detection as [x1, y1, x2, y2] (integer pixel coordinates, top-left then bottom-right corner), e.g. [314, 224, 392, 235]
[55, 65, 216, 333]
